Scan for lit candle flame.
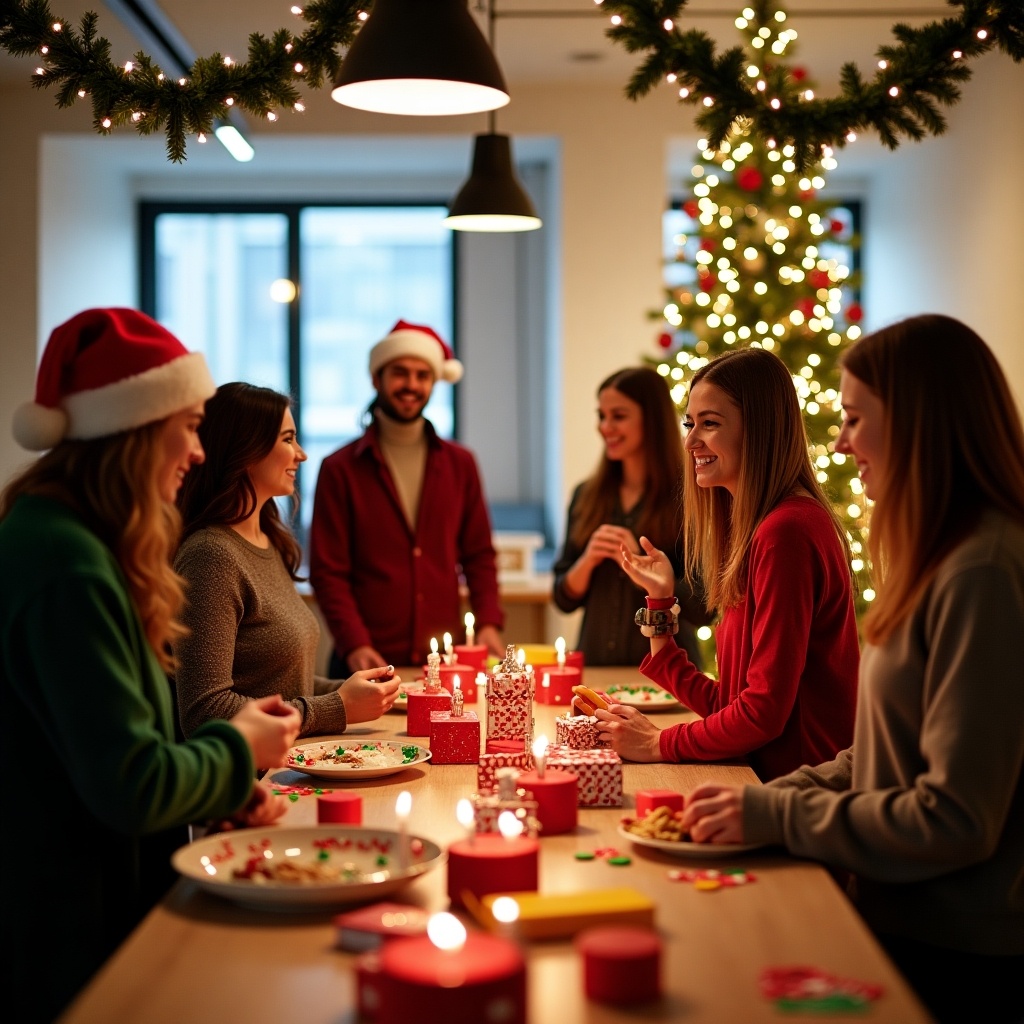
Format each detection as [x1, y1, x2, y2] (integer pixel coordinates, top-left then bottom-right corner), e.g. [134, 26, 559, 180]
[516, 648, 526, 668]
[498, 810, 524, 839]
[490, 896, 521, 924]
[465, 611, 475, 646]
[427, 912, 467, 952]
[555, 636, 566, 668]
[532, 735, 548, 779]
[456, 797, 475, 830]
[430, 636, 439, 655]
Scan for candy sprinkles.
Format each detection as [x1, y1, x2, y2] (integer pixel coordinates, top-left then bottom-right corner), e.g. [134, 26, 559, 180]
[232, 835, 395, 886]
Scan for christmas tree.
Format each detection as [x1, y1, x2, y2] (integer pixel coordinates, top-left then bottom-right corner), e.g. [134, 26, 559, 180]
[648, 1, 871, 658]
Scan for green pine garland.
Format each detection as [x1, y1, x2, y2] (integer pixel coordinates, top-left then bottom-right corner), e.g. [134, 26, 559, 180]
[603, 0, 1023, 170]
[2, 0, 1021, 165]
[0, 0, 369, 161]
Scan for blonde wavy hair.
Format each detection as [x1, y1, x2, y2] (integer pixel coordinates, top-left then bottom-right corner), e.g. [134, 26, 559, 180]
[683, 347, 852, 611]
[0, 423, 186, 672]
[841, 314, 1024, 645]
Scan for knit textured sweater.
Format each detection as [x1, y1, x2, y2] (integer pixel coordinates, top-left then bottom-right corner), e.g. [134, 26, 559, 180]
[174, 525, 347, 739]
[641, 496, 859, 780]
[0, 495, 255, 1018]
[745, 510, 1024, 955]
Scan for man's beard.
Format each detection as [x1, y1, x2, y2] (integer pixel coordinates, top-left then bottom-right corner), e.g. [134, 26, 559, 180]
[376, 390, 427, 423]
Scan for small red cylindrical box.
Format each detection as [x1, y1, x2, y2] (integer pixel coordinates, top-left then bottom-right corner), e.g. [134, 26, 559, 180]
[316, 790, 363, 824]
[376, 932, 526, 1024]
[453, 644, 488, 672]
[533, 665, 581, 706]
[575, 925, 662, 1005]
[516, 768, 578, 835]
[446, 833, 539, 910]
[635, 789, 685, 818]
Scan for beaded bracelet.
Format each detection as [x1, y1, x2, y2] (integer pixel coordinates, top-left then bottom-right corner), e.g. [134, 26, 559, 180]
[634, 602, 681, 637]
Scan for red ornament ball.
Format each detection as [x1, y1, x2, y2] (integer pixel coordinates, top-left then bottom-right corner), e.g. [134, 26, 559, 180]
[809, 269, 831, 290]
[682, 199, 700, 218]
[657, 332, 674, 350]
[791, 66, 808, 82]
[736, 167, 764, 191]
[698, 237, 716, 252]
[795, 297, 816, 318]
[799, 189, 816, 202]
[698, 273, 717, 293]
[847, 302, 864, 323]
[829, 218, 845, 235]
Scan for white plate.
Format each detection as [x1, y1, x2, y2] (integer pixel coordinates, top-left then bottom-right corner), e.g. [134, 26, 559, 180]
[173, 825, 444, 910]
[604, 684, 682, 712]
[617, 824, 763, 858]
[285, 740, 431, 780]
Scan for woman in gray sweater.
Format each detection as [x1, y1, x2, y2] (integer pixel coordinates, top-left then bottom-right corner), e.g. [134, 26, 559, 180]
[680, 315, 1024, 1023]
[174, 383, 400, 738]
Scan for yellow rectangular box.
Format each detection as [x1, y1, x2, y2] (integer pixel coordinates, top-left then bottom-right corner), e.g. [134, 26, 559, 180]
[480, 887, 655, 940]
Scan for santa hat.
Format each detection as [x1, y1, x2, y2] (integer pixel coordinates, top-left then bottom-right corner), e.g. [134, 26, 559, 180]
[368, 319, 464, 384]
[12, 307, 216, 451]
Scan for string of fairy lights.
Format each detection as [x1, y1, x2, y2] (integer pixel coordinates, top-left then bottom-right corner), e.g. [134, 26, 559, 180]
[644, 2, 875, 613]
[1, 0, 1020, 162]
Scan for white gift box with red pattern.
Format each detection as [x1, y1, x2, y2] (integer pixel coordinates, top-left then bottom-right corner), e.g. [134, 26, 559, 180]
[477, 750, 532, 791]
[486, 690, 533, 742]
[555, 714, 599, 750]
[545, 744, 623, 807]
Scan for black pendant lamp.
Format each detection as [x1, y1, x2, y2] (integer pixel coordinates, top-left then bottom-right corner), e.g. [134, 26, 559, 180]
[443, 132, 542, 232]
[332, 0, 510, 117]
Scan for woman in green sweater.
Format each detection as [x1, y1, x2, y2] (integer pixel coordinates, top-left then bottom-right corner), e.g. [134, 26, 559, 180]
[681, 315, 1024, 1023]
[0, 309, 301, 1021]
[174, 382, 400, 739]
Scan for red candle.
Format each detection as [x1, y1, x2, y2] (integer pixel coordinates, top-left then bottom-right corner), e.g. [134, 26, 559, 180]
[453, 643, 488, 672]
[376, 924, 526, 1024]
[447, 832, 539, 910]
[316, 790, 362, 824]
[516, 768, 578, 835]
[575, 925, 662, 1005]
[533, 665, 581, 706]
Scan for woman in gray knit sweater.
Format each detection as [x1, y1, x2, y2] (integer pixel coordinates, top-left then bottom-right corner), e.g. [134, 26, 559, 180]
[680, 316, 1024, 1023]
[174, 383, 400, 738]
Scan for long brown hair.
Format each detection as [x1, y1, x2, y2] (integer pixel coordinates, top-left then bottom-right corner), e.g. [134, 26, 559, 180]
[841, 314, 1024, 644]
[571, 367, 684, 552]
[176, 382, 304, 579]
[0, 425, 186, 671]
[684, 347, 851, 610]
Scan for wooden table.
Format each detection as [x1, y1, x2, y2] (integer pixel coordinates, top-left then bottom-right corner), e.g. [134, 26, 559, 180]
[61, 668, 934, 1023]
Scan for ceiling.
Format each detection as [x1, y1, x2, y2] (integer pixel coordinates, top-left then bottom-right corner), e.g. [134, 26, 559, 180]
[1, 1, 950, 91]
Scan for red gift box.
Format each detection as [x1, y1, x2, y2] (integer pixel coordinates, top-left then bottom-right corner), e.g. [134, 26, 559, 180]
[545, 744, 623, 807]
[635, 789, 685, 817]
[406, 690, 452, 736]
[429, 710, 480, 764]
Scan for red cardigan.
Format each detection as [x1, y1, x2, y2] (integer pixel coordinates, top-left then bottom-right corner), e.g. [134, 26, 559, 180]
[641, 496, 858, 780]
[309, 420, 504, 667]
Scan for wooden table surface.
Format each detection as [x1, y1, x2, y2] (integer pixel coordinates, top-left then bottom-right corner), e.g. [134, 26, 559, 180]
[61, 667, 933, 1023]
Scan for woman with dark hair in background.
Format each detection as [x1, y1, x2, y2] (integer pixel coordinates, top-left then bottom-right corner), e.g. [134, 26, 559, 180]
[682, 316, 1024, 1022]
[174, 382, 399, 740]
[552, 366, 711, 667]
[606, 348, 859, 780]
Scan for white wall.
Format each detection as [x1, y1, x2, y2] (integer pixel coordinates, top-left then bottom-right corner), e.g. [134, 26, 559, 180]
[2, 51, 1022, 515]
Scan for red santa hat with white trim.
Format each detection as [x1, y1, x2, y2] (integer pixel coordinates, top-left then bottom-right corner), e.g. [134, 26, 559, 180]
[368, 319, 464, 384]
[12, 307, 216, 451]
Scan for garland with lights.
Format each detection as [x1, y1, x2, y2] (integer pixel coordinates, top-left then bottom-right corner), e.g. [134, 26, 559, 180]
[602, 0, 1023, 170]
[2, 0, 1021, 164]
[0, 0, 369, 161]
[647, 1, 873, 634]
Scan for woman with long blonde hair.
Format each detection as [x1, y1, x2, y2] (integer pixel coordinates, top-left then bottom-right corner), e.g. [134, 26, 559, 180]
[0, 309, 301, 1019]
[605, 347, 859, 780]
[682, 316, 1024, 1022]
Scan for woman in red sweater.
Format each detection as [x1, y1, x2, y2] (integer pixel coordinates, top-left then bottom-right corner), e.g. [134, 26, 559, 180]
[599, 347, 859, 780]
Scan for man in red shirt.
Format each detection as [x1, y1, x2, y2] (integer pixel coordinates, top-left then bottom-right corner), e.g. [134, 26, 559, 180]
[309, 320, 505, 672]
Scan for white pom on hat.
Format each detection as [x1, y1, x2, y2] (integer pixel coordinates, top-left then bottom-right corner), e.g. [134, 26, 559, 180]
[368, 319, 464, 384]
[12, 307, 216, 451]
